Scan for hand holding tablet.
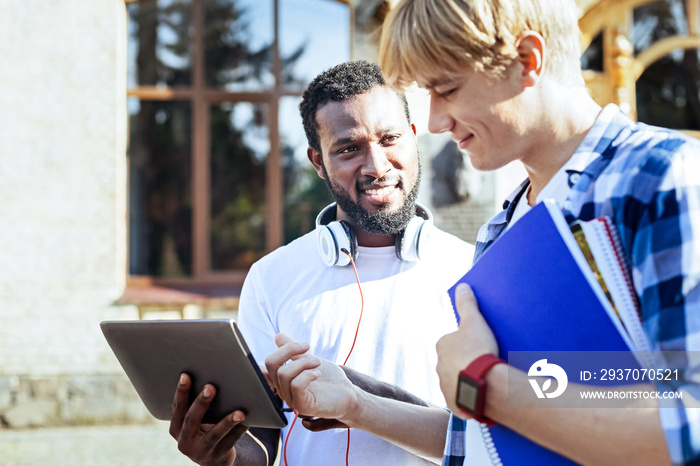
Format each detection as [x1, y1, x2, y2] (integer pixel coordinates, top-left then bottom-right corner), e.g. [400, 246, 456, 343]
[100, 319, 287, 428]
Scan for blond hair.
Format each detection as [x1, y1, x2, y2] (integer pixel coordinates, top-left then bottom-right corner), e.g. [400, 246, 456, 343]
[380, 0, 583, 90]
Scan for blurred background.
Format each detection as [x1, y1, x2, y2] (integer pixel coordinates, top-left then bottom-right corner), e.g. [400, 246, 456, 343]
[1, 0, 699, 464]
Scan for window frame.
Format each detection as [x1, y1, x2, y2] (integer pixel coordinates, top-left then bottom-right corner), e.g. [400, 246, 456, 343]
[124, 0, 353, 289]
[579, 0, 700, 138]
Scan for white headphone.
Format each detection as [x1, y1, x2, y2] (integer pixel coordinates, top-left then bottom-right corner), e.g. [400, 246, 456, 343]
[314, 202, 434, 266]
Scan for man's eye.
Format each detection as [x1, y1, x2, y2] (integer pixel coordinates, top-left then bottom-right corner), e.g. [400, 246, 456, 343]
[338, 146, 359, 154]
[436, 88, 457, 99]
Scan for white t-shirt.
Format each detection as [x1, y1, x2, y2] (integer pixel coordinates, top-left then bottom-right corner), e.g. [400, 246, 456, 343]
[238, 225, 475, 466]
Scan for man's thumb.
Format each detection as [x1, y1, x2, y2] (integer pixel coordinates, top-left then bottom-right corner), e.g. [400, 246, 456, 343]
[274, 332, 293, 347]
[455, 283, 478, 326]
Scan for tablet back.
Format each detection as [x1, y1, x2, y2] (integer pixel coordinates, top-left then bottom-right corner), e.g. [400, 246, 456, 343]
[100, 319, 287, 428]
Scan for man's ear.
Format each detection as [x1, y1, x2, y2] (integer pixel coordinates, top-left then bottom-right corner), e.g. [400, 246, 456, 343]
[410, 123, 417, 136]
[515, 31, 544, 88]
[307, 147, 326, 179]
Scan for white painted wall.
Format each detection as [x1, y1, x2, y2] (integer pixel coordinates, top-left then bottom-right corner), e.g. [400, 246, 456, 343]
[0, 0, 129, 377]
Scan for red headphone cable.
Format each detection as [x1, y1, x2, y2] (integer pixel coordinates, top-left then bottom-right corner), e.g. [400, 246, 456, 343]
[283, 248, 364, 466]
[282, 408, 299, 465]
[341, 249, 365, 366]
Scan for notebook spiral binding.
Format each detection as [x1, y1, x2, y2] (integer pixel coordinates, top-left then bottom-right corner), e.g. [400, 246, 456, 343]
[595, 218, 651, 353]
[599, 218, 639, 317]
[480, 422, 503, 466]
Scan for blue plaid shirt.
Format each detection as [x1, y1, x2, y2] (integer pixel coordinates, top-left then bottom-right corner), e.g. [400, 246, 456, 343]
[443, 104, 700, 465]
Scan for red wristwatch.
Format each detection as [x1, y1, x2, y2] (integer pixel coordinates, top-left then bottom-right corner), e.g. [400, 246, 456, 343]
[456, 354, 505, 425]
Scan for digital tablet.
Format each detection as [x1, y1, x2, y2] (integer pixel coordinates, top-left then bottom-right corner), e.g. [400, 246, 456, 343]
[100, 319, 287, 428]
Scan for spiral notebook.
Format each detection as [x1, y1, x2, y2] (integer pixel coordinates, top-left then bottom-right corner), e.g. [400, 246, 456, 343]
[448, 199, 649, 465]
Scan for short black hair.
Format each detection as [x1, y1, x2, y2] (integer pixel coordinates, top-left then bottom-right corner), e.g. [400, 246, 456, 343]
[299, 60, 411, 153]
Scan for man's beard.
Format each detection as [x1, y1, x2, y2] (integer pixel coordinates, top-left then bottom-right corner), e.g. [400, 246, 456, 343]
[321, 164, 421, 236]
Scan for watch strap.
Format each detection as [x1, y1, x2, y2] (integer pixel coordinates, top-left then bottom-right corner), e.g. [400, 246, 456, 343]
[462, 353, 504, 380]
[458, 353, 505, 425]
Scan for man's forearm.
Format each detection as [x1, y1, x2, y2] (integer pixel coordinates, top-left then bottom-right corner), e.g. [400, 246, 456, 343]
[341, 391, 448, 464]
[340, 365, 429, 406]
[484, 365, 671, 466]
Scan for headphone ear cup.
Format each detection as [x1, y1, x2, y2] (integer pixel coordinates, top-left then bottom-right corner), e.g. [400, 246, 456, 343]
[395, 216, 430, 262]
[316, 220, 357, 266]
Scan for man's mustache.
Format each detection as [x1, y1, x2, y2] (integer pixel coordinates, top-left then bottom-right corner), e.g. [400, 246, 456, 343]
[357, 175, 402, 190]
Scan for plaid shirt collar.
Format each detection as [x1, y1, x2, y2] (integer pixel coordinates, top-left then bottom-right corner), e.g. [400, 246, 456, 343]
[474, 104, 629, 262]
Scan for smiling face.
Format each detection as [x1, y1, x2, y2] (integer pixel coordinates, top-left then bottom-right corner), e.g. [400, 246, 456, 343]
[417, 30, 553, 173]
[421, 64, 535, 172]
[308, 85, 421, 236]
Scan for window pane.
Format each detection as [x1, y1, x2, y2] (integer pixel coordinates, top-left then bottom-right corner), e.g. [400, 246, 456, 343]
[127, 0, 192, 88]
[280, 97, 333, 244]
[632, 0, 687, 55]
[128, 98, 193, 276]
[279, 0, 351, 92]
[210, 103, 268, 270]
[204, 0, 274, 90]
[636, 49, 700, 130]
[581, 32, 604, 72]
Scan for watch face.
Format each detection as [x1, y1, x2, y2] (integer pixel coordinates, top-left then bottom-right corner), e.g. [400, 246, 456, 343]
[457, 375, 480, 412]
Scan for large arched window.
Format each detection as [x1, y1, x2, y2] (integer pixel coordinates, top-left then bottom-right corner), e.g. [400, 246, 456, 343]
[579, 0, 700, 138]
[125, 0, 350, 288]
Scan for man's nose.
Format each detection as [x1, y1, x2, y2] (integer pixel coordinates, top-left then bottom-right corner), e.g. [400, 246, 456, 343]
[427, 97, 453, 135]
[361, 145, 393, 179]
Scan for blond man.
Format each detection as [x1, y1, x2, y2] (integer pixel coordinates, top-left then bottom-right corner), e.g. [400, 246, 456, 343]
[380, 0, 700, 465]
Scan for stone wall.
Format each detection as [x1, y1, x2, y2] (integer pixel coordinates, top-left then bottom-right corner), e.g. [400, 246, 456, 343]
[0, 375, 151, 429]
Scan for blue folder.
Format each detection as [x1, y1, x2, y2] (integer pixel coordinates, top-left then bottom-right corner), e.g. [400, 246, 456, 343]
[448, 199, 636, 465]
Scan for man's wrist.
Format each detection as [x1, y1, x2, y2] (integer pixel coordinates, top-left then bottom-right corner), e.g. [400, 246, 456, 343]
[456, 354, 505, 425]
[482, 362, 508, 424]
[340, 384, 371, 428]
